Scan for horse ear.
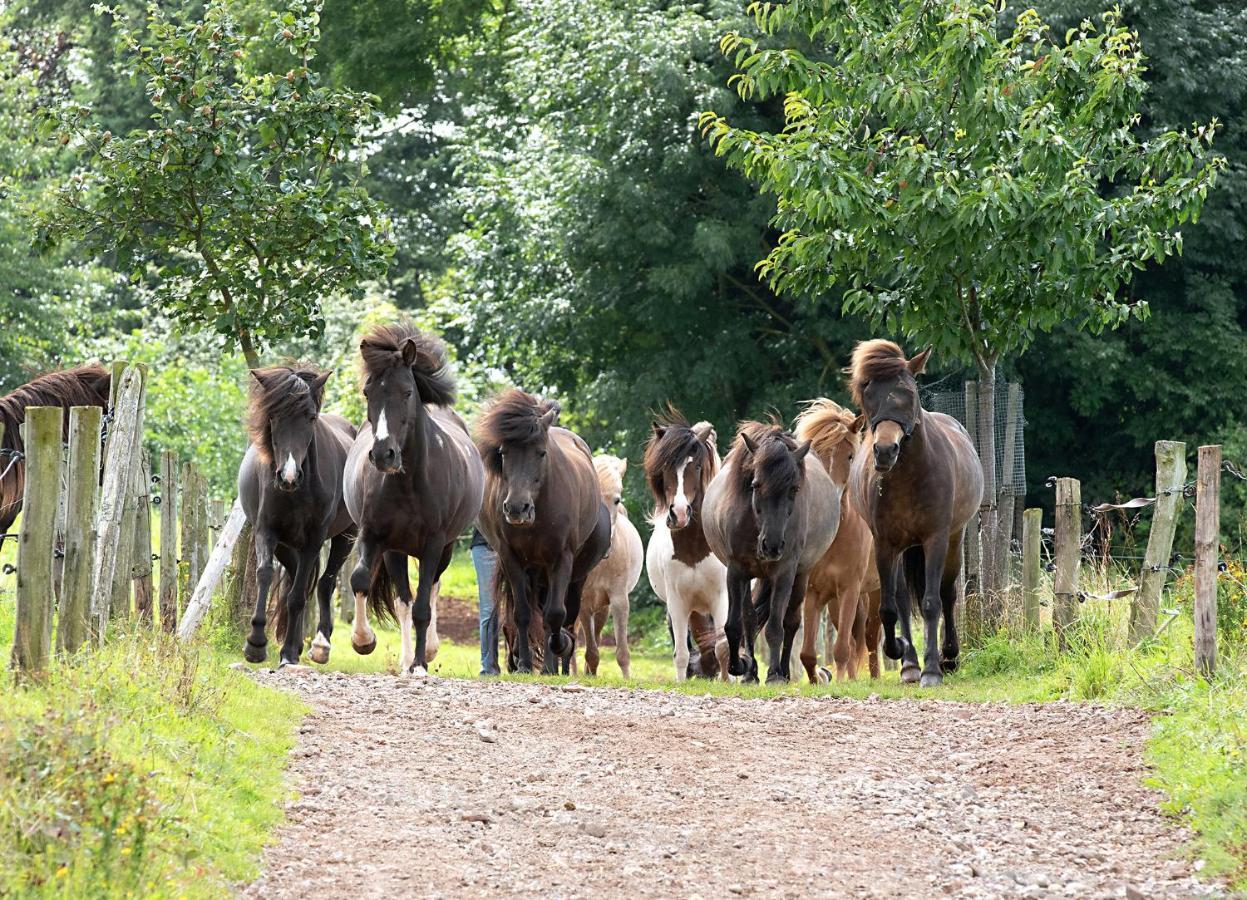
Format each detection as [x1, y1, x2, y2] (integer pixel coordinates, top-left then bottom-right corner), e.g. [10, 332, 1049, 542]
[691, 420, 717, 451]
[907, 346, 933, 376]
[741, 432, 758, 456]
[309, 371, 332, 405]
[651, 422, 667, 440]
[399, 338, 419, 368]
[849, 414, 867, 434]
[616, 457, 628, 478]
[539, 407, 559, 430]
[249, 368, 273, 387]
[793, 440, 812, 464]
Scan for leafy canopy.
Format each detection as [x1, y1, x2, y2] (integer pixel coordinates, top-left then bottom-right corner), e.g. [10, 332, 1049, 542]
[35, 0, 393, 365]
[700, 0, 1224, 372]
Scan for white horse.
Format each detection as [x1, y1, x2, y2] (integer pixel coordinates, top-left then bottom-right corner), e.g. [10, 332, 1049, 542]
[575, 455, 643, 677]
[643, 411, 730, 681]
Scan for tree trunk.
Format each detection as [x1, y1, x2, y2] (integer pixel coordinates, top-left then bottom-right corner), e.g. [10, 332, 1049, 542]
[975, 360, 1002, 632]
[237, 327, 261, 369]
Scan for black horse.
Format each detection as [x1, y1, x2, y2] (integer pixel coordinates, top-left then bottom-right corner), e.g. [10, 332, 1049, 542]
[344, 322, 485, 676]
[239, 366, 357, 667]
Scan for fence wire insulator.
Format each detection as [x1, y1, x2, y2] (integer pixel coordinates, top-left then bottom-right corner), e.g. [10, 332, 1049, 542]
[152, 495, 162, 506]
[1, 563, 14, 575]
[53, 548, 65, 560]
[151, 553, 160, 561]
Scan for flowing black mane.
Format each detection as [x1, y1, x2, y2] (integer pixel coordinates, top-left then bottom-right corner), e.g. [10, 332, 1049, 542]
[247, 365, 327, 463]
[643, 404, 717, 501]
[732, 421, 803, 498]
[358, 321, 456, 406]
[476, 389, 558, 472]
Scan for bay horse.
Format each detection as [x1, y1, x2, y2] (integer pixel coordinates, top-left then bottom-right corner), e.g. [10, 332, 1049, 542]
[703, 421, 840, 683]
[793, 399, 881, 682]
[238, 366, 357, 667]
[643, 409, 730, 681]
[476, 390, 611, 675]
[576, 455, 642, 678]
[847, 340, 983, 687]
[0, 364, 111, 553]
[344, 323, 484, 676]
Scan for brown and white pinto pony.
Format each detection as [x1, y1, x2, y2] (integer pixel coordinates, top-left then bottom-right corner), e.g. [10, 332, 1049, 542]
[643, 409, 730, 681]
[848, 340, 982, 687]
[575, 455, 643, 678]
[0, 365, 111, 553]
[793, 399, 881, 682]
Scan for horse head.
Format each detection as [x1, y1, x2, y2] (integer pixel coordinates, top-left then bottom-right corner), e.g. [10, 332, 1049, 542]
[793, 398, 867, 490]
[248, 367, 330, 492]
[737, 423, 811, 563]
[644, 406, 718, 531]
[478, 390, 559, 527]
[848, 340, 931, 473]
[593, 454, 628, 529]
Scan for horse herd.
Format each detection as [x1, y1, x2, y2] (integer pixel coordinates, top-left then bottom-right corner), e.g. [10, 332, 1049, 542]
[0, 325, 983, 688]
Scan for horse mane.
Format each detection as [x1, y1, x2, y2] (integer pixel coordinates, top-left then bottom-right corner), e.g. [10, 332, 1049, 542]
[642, 404, 718, 503]
[0, 364, 111, 451]
[847, 339, 909, 408]
[592, 455, 625, 495]
[358, 321, 456, 407]
[475, 389, 556, 472]
[732, 420, 802, 497]
[246, 365, 327, 463]
[794, 398, 859, 461]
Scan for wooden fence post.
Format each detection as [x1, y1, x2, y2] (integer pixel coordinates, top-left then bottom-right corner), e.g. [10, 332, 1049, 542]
[224, 520, 254, 635]
[962, 380, 985, 643]
[196, 478, 211, 584]
[1021, 508, 1042, 631]
[1053, 478, 1081, 649]
[109, 364, 146, 622]
[178, 498, 247, 640]
[89, 366, 143, 642]
[209, 498, 225, 548]
[158, 451, 179, 633]
[57, 406, 102, 654]
[133, 452, 154, 624]
[1194, 445, 1221, 678]
[10, 408, 62, 676]
[181, 462, 201, 589]
[1129, 441, 1187, 643]
[997, 383, 1021, 591]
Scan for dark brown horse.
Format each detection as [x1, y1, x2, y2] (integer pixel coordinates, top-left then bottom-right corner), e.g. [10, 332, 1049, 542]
[238, 366, 357, 667]
[344, 323, 484, 676]
[847, 340, 983, 687]
[703, 421, 840, 682]
[476, 390, 611, 675]
[0, 364, 111, 552]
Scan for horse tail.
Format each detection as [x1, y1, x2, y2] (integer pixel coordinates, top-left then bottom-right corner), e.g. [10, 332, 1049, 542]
[494, 564, 545, 671]
[364, 551, 397, 627]
[902, 546, 925, 618]
[272, 556, 324, 642]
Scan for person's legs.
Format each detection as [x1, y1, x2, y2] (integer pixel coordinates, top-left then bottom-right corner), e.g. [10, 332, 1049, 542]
[473, 545, 500, 675]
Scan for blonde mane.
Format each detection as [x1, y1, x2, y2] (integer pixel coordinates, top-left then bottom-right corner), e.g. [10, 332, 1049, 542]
[793, 398, 860, 461]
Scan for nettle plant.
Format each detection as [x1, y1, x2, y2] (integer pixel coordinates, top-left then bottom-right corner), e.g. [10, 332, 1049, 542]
[700, 0, 1223, 597]
[37, 1, 393, 366]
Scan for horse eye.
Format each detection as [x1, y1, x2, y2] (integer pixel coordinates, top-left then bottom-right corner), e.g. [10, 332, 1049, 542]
[614, 496, 622, 505]
[539, 450, 547, 458]
[403, 390, 413, 400]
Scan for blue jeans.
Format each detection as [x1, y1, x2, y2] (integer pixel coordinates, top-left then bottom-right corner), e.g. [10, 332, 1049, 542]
[472, 544, 500, 675]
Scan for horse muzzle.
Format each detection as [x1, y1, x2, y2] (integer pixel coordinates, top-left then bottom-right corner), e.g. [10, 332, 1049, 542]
[368, 445, 402, 474]
[503, 501, 536, 527]
[666, 507, 691, 530]
[757, 539, 785, 562]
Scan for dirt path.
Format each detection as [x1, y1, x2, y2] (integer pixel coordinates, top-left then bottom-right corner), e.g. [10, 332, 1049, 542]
[242, 672, 1216, 899]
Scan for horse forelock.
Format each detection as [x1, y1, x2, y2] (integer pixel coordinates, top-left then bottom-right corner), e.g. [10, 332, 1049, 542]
[847, 339, 910, 408]
[734, 421, 802, 497]
[358, 321, 456, 407]
[476, 389, 551, 472]
[593, 455, 624, 497]
[247, 366, 324, 463]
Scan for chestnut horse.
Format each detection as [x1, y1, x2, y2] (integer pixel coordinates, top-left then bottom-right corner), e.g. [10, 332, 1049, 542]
[576, 455, 643, 677]
[0, 365, 111, 554]
[643, 409, 730, 681]
[793, 399, 880, 682]
[345, 323, 484, 676]
[239, 366, 356, 667]
[848, 340, 982, 687]
[703, 422, 840, 683]
[476, 391, 611, 675]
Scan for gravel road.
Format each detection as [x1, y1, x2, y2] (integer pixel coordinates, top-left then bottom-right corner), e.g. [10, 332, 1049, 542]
[241, 671, 1216, 899]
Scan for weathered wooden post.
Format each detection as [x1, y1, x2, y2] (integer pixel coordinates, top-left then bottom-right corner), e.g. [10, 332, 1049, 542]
[10, 408, 62, 676]
[181, 462, 201, 589]
[133, 452, 154, 625]
[58, 406, 103, 654]
[178, 498, 247, 640]
[998, 383, 1021, 590]
[1053, 478, 1081, 650]
[1129, 441, 1187, 643]
[209, 498, 225, 548]
[224, 519, 254, 635]
[1194, 445, 1221, 678]
[89, 366, 143, 642]
[196, 478, 211, 585]
[109, 364, 146, 622]
[1021, 508, 1042, 632]
[158, 451, 179, 633]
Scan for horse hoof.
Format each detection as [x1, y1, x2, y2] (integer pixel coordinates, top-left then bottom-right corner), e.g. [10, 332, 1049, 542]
[410, 665, 429, 678]
[900, 664, 921, 684]
[941, 656, 959, 673]
[309, 636, 331, 665]
[920, 672, 943, 688]
[243, 640, 267, 664]
[352, 636, 377, 656]
[727, 657, 746, 677]
[816, 666, 832, 685]
[278, 661, 312, 673]
[765, 670, 788, 685]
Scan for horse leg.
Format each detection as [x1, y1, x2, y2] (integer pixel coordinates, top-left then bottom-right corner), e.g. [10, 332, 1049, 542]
[610, 589, 630, 679]
[278, 544, 319, 667]
[876, 545, 913, 677]
[865, 590, 881, 679]
[243, 530, 276, 663]
[541, 553, 574, 676]
[580, 595, 600, 676]
[800, 593, 821, 684]
[410, 542, 447, 675]
[913, 539, 949, 687]
[724, 569, 751, 680]
[348, 538, 379, 655]
[309, 532, 352, 665]
[849, 591, 867, 679]
[709, 585, 730, 681]
[499, 551, 534, 674]
[834, 578, 862, 680]
[671, 605, 691, 683]
[776, 571, 805, 682]
[896, 548, 924, 683]
[561, 575, 587, 676]
[939, 531, 963, 674]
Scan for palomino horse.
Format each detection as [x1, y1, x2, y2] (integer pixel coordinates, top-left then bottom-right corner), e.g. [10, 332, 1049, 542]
[643, 409, 730, 681]
[576, 455, 642, 678]
[238, 366, 357, 667]
[0, 364, 111, 553]
[704, 422, 840, 683]
[344, 323, 484, 676]
[848, 340, 982, 687]
[793, 399, 881, 682]
[476, 391, 611, 675]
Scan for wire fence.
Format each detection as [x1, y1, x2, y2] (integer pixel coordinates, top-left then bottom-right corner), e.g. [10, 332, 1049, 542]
[924, 378, 1026, 496]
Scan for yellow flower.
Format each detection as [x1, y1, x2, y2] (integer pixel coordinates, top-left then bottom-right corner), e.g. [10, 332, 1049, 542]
[121, 847, 132, 856]
[101, 773, 117, 785]
[55, 867, 69, 879]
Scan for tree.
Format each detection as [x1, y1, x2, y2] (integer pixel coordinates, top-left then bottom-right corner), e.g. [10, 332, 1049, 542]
[700, 0, 1223, 612]
[35, 0, 393, 366]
